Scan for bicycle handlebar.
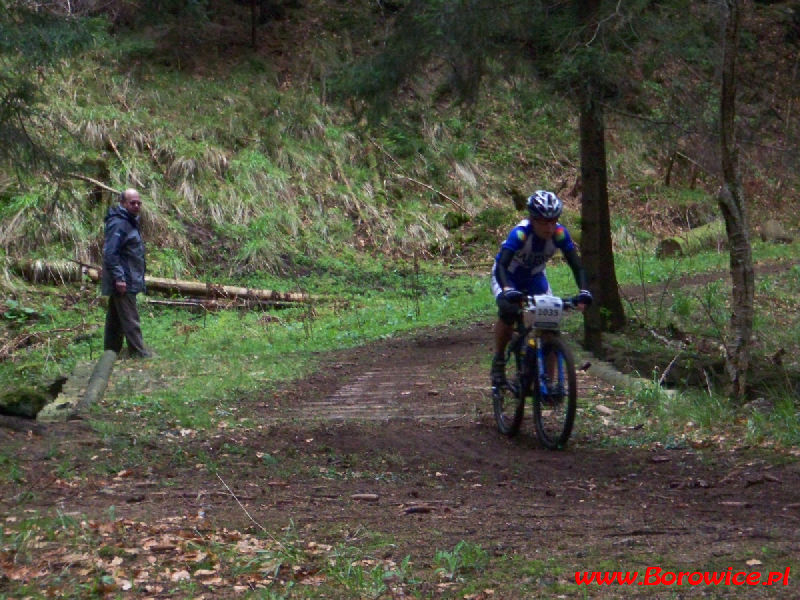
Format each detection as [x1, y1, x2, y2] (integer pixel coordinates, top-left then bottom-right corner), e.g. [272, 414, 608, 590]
[521, 294, 579, 310]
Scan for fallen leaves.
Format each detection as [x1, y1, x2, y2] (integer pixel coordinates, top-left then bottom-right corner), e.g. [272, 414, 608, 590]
[746, 558, 762, 566]
[0, 516, 295, 592]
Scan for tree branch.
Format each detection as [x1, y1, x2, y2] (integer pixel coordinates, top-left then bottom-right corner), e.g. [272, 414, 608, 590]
[65, 173, 119, 194]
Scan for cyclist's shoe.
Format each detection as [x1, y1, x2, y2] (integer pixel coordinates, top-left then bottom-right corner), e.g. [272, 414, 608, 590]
[490, 356, 507, 391]
[542, 379, 564, 406]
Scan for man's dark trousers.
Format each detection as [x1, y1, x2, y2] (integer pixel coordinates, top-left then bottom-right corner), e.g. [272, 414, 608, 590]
[104, 293, 147, 356]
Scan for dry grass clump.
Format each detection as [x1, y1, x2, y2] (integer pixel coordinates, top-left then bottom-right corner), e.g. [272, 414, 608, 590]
[137, 187, 191, 255]
[203, 147, 229, 178]
[167, 156, 200, 185]
[0, 189, 102, 258]
[79, 119, 108, 148]
[0, 257, 17, 295]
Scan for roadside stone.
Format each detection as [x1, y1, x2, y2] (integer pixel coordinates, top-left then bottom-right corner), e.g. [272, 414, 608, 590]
[351, 493, 379, 502]
[759, 219, 793, 243]
[0, 386, 51, 418]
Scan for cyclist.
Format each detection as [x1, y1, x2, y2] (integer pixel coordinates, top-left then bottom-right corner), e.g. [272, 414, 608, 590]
[490, 190, 592, 391]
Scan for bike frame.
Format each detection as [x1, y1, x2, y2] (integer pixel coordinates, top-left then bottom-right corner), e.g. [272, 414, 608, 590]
[493, 294, 578, 447]
[507, 298, 571, 399]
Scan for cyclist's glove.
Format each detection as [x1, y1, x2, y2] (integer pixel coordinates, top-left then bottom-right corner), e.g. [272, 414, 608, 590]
[577, 289, 593, 306]
[502, 289, 524, 303]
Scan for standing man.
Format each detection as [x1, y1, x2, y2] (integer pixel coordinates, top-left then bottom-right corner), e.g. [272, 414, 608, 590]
[102, 188, 151, 358]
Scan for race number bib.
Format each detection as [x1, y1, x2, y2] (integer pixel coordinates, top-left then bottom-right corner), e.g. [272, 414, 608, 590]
[531, 294, 563, 330]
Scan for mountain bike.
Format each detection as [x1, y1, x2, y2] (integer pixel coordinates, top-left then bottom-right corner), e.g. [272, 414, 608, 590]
[493, 294, 579, 450]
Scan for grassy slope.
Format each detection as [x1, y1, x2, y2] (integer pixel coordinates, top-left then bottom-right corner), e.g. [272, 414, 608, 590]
[0, 3, 577, 280]
[2, 1, 798, 274]
[0, 1, 798, 404]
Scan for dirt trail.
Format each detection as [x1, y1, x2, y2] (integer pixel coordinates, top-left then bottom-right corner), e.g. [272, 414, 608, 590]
[3, 320, 800, 597]
[262, 322, 800, 596]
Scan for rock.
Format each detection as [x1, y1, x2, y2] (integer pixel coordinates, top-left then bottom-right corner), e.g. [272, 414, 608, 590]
[743, 397, 773, 414]
[0, 386, 51, 418]
[759, 219, 793, 243]
[351, 493, 379, 502]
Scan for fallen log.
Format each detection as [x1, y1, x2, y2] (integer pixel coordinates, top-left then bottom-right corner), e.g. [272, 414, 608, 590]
[141, 276, 320, 303]
[38, 351, 116, 423]
[11, 259, 324, 304]
[11, 259, 84, 284]
[656, 220, 727, 258]
[0, 414, 46, 434]
[759, 219, 794, 244]
[77, 350, 117, 413]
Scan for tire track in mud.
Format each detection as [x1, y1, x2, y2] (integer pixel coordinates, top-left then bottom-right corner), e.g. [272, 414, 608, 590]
[297, 365, 473, 421]
[275, 323, 495, 423]
[274, 321, 610, 425]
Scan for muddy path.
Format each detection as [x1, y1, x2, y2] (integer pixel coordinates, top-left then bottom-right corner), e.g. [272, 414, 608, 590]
[2, 319, 799, 597]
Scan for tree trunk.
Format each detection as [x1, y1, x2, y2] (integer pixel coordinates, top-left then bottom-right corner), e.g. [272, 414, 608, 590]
[717, 0, 754, 400]
[250, 0, 258, 48]
[576, 0, 625, 356]
[579, 89, 626, 355]
[139, 275, 320, 304]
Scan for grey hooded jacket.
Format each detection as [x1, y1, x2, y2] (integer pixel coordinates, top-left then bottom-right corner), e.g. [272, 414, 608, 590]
[101, 204, 146, 295]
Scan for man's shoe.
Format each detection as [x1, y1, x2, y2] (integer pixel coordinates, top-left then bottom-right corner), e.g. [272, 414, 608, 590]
[491, 371, 507, 389]
[542, 379, 564, 405]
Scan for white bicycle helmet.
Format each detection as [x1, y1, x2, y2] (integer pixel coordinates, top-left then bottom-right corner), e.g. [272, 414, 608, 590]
[526, 190, 563, 219]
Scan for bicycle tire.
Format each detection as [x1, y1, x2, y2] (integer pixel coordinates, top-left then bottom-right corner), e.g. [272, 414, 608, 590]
[493, 351, 526, 436]
[532, 337, 577, 450]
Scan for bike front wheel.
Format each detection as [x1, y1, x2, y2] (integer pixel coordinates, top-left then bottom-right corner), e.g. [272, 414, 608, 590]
[493, 355, 525, 437]
[532, 337, 577, 450]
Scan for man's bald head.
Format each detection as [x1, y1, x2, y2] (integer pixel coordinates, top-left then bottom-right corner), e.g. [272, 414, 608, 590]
[120, 188, 142, 216]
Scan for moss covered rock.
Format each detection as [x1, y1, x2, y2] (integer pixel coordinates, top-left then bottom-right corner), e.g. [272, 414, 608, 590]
[0, 387, 51, 418]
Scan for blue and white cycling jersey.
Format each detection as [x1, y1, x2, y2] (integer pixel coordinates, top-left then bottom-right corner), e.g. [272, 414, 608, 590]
[491, 219, 576, 297]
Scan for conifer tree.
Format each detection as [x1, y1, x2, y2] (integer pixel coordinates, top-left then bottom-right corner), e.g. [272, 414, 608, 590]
[0, 2, 92, 174]
[341, 0, 633, 350]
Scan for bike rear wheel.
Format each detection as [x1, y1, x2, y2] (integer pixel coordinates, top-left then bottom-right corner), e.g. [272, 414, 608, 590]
[532, 337, 577, 450]
[493, 353, 525, 436]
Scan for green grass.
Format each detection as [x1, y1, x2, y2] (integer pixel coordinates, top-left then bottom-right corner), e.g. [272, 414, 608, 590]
[434, 540, 489, 581]
[109, 273, 489, 434]
[596, 364, 799, 452]
[0, 266, 492, 437]
[3, 239, 797, 451]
